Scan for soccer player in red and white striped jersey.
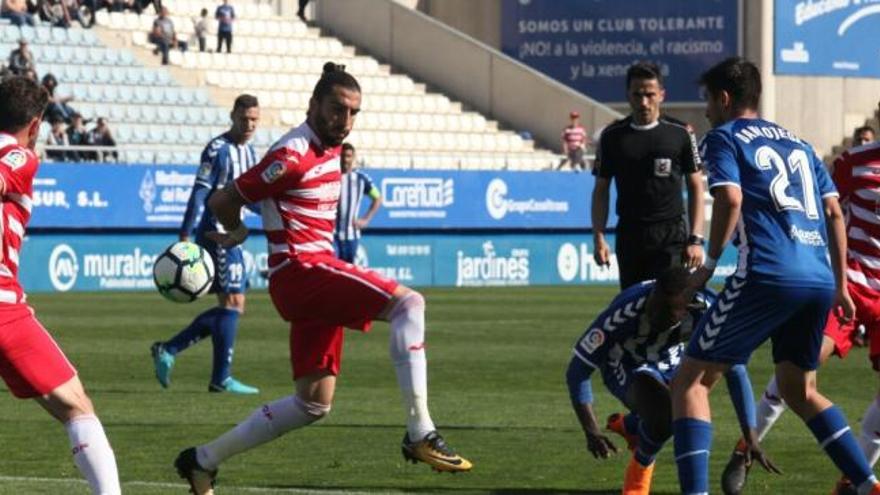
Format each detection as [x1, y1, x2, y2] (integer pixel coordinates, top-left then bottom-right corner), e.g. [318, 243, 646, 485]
[721, 140, 880, 495]
[173, 63, 472, 494]
[0, 76, 120, 494]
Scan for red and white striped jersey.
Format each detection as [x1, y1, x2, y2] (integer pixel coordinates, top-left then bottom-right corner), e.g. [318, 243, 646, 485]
[0, 133, 37, 304]
[562, 125, 587, 152]
[235, 123, 341, 277]
[832, 142, 880, 291]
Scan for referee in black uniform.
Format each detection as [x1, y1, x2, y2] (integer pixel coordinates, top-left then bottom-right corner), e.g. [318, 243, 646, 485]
[591, 62, 705, 289]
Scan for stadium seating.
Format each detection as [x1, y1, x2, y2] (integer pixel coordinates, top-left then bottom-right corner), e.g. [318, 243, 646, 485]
[17, 2, 561, 169]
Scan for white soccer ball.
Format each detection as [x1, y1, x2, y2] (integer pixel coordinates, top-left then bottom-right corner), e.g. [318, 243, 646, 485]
[153, 241, 215, 303]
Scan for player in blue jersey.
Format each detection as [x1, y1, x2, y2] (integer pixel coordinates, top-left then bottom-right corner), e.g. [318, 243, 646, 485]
[671, 57, 880, 495]
[334, 142, 382, 263]
[151, 94, 261, 394]
[567, 267, 761, 495]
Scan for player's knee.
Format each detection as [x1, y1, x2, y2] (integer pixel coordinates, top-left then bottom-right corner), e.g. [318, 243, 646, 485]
[294, 396, 331, 421]
[390, 291, 425, 320]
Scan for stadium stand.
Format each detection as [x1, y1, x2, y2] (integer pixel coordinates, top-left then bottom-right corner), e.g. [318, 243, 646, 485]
[0, 2, 563, 170]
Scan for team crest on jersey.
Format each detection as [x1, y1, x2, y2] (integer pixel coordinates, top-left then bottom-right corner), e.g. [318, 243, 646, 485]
[196, 161, 212, 180]
[654, 158, 672, 177]
[261, 161, 286, 183]
[581, 328, 605, 353]
[0, 150, 27, 170]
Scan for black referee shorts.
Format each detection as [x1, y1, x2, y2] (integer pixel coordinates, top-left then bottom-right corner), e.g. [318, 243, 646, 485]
[615, 217, 687, 289]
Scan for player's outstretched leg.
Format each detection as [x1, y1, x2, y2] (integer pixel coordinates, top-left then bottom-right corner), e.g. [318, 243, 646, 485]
[776, 363, 880, 495]
[386, 290, 472, 472]
[207, 306, 258, 395]
[38, 376, 121, 495]
[721, 375, 787, 495]
[177, 375, 333, 490]
[152, 307, 224, 387]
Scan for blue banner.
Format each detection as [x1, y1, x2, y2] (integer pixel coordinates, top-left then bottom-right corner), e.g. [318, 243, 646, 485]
[500, 0, 740, 102]
[31, 164, 609, 230]
[775, 1, 880, 77]
[21, 233, 737, 293]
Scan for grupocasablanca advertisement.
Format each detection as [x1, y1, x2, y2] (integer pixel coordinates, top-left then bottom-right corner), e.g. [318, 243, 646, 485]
[24, 233, 738, 293]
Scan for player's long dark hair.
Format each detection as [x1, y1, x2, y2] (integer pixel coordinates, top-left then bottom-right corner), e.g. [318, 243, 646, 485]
[0, 76, 49, 133]
[312, 62, 361, 101]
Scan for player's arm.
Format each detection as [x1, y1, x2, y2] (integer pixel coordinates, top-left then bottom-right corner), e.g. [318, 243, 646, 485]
[206, 184, 248, 248]
[179, 182, 210, 242]
[724, 365, 781, 473]
[690, 184, 741, 289]
[825, 195, 855, 322]
[355, 185, 382, 230]
[591, 177, 611, 267]
[565, 356, 618, 459]
[683, 170, 706, 269]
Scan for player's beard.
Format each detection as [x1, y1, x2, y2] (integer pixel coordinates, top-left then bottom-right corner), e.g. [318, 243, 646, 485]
[312, 112, 348, 147]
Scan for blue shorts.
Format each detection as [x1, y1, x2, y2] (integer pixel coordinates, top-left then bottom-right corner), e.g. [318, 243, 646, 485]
[602, 362, 676, 405]
[334, 238, 358, 264]
[686, 277, 833, 371]
[198, 240, 247, 295]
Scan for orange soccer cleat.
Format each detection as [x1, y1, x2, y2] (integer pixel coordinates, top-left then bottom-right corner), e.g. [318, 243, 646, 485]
[622, 455, 655, 495]
[606, 412, 639, 451]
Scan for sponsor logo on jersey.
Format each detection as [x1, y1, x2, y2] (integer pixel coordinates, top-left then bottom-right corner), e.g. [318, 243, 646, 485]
[581, 328, 605, 353]
[1, 150, 27, 170]
[261, 161, 286, 183]
[455, 241, 529, 287]
[485, 178, 569, 220]
[653, 158, 672, 177]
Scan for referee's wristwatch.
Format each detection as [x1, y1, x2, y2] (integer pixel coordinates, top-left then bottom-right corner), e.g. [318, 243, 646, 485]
[687, 234, 706, 246]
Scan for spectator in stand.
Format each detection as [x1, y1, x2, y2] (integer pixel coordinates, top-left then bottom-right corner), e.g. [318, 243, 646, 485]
[133, 0, 160, 15]
[65, 112, 88, 161]
[46, 117, 70, 161]
[853, 125, 876, 147]
[87, 117, 117, 162]
[558, 110, 589, 171]
[215, 0, 234, 53]
[1, 0, 35, 25]
[193, 8, 208, 52]
[39, 0, 71, 27]
[7, 39, 35, 78]
[296, 0, 308, 22]
[0, 64, 11, 82]
[149, 6, 187, 65]
[41, 73, 76, 124]
[108, 0, 133, 12]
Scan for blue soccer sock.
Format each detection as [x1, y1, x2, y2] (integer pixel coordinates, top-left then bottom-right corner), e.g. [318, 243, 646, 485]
[164, 307, 224, 355]
[634, 420, 665, 467]
[673, 418, 713, 495]
[806, 406, 878, 490]
[210, 308, 240, 385]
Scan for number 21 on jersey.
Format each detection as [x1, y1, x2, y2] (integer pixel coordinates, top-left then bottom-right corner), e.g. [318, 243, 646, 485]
[755, 145, 819, 219]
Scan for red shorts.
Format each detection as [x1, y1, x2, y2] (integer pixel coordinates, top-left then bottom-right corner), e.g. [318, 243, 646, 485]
[825, 281, 880, 368]
[0, 304, 77, 398]
[268, 254, 399, 379]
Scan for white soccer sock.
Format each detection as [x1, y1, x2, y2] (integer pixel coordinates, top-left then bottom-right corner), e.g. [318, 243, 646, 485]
[859, 397, 880, 468]
[65, 414, 121, 495]
[388, 292, 435, 442]
[197, 395, 328, 470]
[756, 375, 787, 441]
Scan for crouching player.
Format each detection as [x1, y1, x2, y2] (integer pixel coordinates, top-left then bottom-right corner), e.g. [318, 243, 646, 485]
[566, 267, 766, 494]
[0, 76, 120, 494]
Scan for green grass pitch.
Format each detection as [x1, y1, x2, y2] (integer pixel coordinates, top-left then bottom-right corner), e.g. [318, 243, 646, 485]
[0, 287, 871, 494]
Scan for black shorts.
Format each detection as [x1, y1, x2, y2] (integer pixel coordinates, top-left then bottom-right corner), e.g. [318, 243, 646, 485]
[615, 217, 687, 289]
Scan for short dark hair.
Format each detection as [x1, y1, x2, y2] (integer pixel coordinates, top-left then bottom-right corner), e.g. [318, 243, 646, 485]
[341, 142, 355, 153]
[854, 125, 876, 137]
[0, 76, 49, 133]
[654, 266, 690, 298]
[626, 61, 662, 88]
[311, 62, 360, 102]
[232, 93, 259, 113]
[700, 57, 762, 111]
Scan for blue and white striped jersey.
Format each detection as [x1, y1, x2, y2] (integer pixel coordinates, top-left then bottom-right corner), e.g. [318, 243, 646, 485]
[572, 281, 716, 382]
[702, 118, 838, 287]
[335, 169, 378, 241]
[181, 133, 258, 240]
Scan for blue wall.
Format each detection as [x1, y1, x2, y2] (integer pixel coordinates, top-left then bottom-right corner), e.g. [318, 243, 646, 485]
[24, 233, 739, 293]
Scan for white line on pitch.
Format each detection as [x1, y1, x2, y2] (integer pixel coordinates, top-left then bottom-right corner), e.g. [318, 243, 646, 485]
[0, 475, 400, 494]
